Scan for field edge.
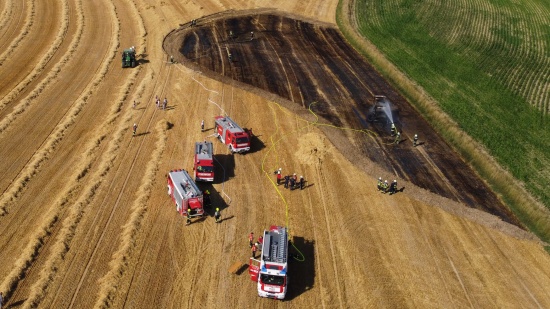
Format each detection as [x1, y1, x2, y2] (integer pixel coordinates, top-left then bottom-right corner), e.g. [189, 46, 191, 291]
[335, 0, 550, 245]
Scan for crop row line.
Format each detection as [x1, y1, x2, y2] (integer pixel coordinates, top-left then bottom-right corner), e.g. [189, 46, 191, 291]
[18, 0, 141, 306]
[0, 0, 14, 34]
[0, 0, 70, 111]
[0, 0, 121, 301]
[0, 0, 34, 66]
[0, 0, 85, 211]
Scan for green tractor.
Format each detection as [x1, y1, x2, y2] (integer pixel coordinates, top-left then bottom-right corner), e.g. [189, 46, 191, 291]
[122, 47, 136, 68]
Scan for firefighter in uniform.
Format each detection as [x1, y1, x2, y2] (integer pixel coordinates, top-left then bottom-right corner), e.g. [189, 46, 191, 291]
[251, 243, 258, 258]
[391, 123, 397, 136]
[249, 232, 254, 248]
[395, 131, 401, 144]
[284, 175, 290, 189]
[276, 168, 282, 185]
[132, 123, 137, 136]
[382, 180, 389, 193]
[413, 134, 419, 147]
[204, 190, 211, 208]
[389, 180, 398, 195]
[299, 176, 305, 190]
[186, 208, 191, 225]
[377, 177, 383, 191]
[215, 208, 221, 223]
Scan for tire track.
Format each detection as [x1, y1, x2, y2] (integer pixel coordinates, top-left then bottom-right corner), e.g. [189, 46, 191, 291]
[314, 159, 344, 309]
[48, 71, 150, 309]
[71, 37, 170, 309]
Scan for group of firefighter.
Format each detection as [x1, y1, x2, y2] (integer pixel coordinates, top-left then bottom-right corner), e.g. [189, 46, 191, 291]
[185, 190, 221, 225]
[248, 232, 263, 258]
[275, 168, 306, 190]
[391, 123, 419, 146]
[377, 177, 399, 195]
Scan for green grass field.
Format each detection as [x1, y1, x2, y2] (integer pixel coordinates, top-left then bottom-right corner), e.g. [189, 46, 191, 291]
[342, 0, 550, 234]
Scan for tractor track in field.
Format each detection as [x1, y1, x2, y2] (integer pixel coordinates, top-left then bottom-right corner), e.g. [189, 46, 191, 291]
[315, 163, 345, 308]
[164, 9, 521, 227]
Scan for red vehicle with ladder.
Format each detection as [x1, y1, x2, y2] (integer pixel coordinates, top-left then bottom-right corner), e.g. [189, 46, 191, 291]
[193, 141, 214, 182]
[249, 226, 289, 300]
[214, 116, 250, 153]
[166, 169, 204, 218]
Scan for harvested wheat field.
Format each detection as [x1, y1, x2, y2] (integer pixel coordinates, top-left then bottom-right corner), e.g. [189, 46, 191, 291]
[1, 0, 550, 308]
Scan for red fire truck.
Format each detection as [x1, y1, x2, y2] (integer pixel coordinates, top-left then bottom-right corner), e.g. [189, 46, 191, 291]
[166, 169, 204, 218]
[249, 226, 289, 300]
[214, 116, 250, 153]
[193, 141, 214, 182]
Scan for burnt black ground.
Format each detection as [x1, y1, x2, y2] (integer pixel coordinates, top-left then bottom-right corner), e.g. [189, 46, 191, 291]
[163, 11, 521, 226]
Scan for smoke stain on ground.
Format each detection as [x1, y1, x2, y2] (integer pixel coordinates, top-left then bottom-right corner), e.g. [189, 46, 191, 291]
[163, 10, 521, 227]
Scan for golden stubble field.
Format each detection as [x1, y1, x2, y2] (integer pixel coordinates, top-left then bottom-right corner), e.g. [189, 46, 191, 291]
[0, 0, 549, 308]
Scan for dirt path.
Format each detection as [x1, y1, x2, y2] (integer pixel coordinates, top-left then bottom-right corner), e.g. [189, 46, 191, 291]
[0, 0, 549, 308]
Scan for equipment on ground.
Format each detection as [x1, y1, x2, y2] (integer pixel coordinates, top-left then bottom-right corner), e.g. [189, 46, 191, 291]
[166, 169, 204, 217]
[214, 116, 250, 153]
[122, 47, 136, 68]
[249, 226, 289, 300]
[367, 95, 393, 124]
[193, 141, 214, 182]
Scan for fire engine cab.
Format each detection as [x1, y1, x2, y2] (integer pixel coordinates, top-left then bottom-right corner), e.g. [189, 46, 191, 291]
[249, 226, 289, 300]
[194, 141, 214, 182]
[166, 169, 204, 218]
[214, 116, 250, 153]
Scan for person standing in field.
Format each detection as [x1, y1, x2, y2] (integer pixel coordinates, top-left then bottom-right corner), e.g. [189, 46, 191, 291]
[284, 175, 290, 189]
[299, 176, 305, 190]
[413, 134, 419, 147]
[276, 169, 282, 185]
[132, 123, 137, 136]
[389, 180, 398, 195]
[201, 120, 205, 132]
[249, 232, 254, 248]
[215, 208, 221, 223]
[163, 97, 167, 110]
[251, 243, 258, 258]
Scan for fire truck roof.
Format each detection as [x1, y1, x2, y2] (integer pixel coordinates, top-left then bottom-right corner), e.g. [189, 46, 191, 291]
[215, 116, 246, 134]
[261, 226, 288, 264]
[195, 141, 213, 161]
[169, 170, 202, 198]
